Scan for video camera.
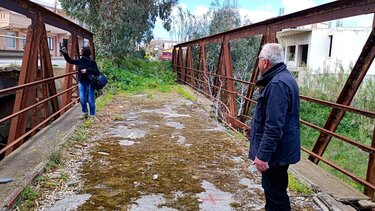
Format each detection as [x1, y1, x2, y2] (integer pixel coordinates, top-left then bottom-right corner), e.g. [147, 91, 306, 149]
[59, 46, 67, 54]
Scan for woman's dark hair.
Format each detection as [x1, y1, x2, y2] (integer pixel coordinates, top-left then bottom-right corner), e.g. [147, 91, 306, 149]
[82, 46, 91, 57]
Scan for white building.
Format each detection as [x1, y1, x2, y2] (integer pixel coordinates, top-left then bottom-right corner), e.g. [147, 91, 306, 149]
[277, 21, 374, 80]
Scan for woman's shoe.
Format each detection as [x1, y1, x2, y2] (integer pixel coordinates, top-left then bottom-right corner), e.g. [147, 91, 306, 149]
[80, 113, 88, 120]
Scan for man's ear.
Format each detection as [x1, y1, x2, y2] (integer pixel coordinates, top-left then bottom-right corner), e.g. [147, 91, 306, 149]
[264, 60, 268, 69]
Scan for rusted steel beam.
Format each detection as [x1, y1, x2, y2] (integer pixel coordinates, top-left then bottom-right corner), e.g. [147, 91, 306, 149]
[227, 26, 267, 41]
[309, 26, 375, 163]
[178, 65, 256, 86]
[175, 0, 375, 48]
[6, 15, 42, 156]
[222, 38, 237, 121]
[301, 95, 375, 119]
[0, 86, 77, 127]
[271, 0, 375, 31]
[265, 27, 277, 43]
[185, 46, 194, 87]
[365, 126, 375, 199]
[40, 22, 59, 119]
[172, 48, 177, 70]
[89, 41, 96, 60]
[61, 32, 79, 115]
[0, 99, 77, 156]
[177, 48, 184, 82]
[302, 147, 375, 192]
[300, 119, 375, 153]
[0, 0, 93, 40]
[212, 38, 226, 98]
[198, 44, 209, 95]
[241, 36, 264, 122]
[0, 72, 77, 97]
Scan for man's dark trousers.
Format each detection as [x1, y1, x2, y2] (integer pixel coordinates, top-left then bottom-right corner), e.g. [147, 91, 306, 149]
[261, 165, 291, 211]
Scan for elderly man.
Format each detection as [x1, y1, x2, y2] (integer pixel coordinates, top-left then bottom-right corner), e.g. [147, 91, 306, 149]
[249, 43, 300, 211]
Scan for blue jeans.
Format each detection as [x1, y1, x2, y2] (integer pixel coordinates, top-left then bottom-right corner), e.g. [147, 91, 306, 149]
[262, 165, 291, 211]
[78, 81, 96, 116]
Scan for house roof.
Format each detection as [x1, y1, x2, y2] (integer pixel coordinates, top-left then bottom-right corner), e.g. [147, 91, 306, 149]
[278, 28, 312, 36]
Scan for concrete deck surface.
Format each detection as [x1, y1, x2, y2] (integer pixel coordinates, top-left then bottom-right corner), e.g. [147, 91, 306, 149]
[0, 88, 373, 210]
[0, 105, 82, 209]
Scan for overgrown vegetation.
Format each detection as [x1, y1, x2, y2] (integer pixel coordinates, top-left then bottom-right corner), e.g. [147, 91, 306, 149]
[175, 85, 197, 102]
[16, 185, 40, 210]
[288, 174, 314, 195]
[98, 58, 177, 93]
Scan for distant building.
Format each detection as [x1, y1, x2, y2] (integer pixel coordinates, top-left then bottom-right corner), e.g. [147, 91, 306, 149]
[277, 22, 374, 79]
[146, 39, 178, 52]
[144, 38, 178, 60]
[0, 0, 85, 57]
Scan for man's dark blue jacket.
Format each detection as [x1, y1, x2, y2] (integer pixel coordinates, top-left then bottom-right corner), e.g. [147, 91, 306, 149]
[249, 62, 300, 166]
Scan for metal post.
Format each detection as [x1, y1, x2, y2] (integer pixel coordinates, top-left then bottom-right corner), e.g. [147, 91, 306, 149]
[5, 14, 42, 155]
[222, 38, 237, 122]
[61, 31, 79, 115]
[364, 126, 375, 199]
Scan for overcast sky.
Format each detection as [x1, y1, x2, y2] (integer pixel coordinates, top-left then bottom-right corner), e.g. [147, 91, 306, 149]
[31, 0, 373, 40]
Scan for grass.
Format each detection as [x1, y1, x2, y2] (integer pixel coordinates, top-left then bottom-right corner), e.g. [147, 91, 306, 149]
[288, 174, 314, 195]
[299, 68, 374, 192]
[98, 58, 177, 94]
[96, 92, 113, 111]
[16, 185, 40, 210]
[175, 85, 197, 102]
[46, 150, 61, 170]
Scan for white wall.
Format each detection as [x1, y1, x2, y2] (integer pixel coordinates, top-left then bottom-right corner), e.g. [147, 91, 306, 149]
[308, 28, 330, 72]
[279, 27, 374, 77]
[310, 28, 373, 76]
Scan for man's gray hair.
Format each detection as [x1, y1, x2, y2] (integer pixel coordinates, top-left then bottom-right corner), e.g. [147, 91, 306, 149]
[260, 43, 285, 66]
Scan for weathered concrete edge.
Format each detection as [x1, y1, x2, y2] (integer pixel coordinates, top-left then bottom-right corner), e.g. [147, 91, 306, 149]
[289, 159, 370, 210]
[0, 105, 82, 210]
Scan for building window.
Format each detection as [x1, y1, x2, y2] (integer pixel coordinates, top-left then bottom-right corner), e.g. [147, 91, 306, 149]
[7, 32, 16, 49]
[47, 37, 54, 50]
[21, 34, 26, 49]
[328, 35, 333, 57]
[287, 46, 296, 61]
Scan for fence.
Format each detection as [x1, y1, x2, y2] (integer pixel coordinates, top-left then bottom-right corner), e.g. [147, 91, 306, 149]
[0, 0, 94, 158]
[172, 0, 375, 199]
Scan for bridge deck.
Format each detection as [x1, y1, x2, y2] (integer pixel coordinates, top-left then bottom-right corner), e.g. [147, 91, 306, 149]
[0, 86, 372, 210]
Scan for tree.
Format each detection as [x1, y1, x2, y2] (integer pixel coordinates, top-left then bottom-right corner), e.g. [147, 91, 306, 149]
[208, 0, 241, 35]
[60, 0, 178, 60]
[169, 0, 261, 117]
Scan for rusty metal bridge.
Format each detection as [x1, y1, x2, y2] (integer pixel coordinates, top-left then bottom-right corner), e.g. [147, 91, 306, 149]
[0, 0, 374, 200]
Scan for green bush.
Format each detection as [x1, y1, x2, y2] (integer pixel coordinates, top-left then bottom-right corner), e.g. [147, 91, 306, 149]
[98, 58, 176, 93]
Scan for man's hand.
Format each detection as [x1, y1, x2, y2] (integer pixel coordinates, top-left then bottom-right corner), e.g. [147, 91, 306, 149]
[81, 69, 87, 74]
[254, 157, 269, 172]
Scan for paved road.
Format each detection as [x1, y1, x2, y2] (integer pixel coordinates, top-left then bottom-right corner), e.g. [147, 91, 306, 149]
[0, 57, 66, 67]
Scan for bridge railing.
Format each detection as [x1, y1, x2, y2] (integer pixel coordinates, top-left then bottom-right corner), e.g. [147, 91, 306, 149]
[0, 0, 94, 158]
[172, 0, 375, 199]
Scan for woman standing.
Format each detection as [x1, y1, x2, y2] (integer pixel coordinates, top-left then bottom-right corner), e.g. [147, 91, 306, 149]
[60, 46, 99, 119]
